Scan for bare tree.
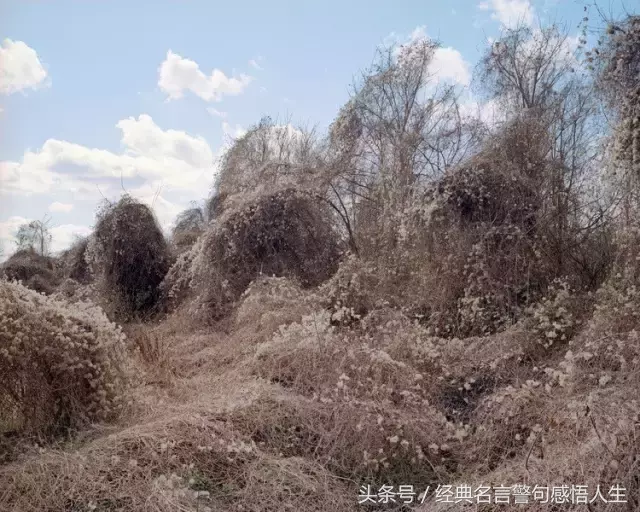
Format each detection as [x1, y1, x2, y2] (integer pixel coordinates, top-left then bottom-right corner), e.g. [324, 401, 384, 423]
[479, 24, 578, 111]
[477, 22, 613, 286]
[15, 217, 53, 256]
[171, 202, 207, 253]
[215, 116, 324, 200]
[173, 203, 206, 235]
[326, 37, 482, 254]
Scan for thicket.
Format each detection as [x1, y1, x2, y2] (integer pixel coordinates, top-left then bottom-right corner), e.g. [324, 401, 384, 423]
[1, 248, 62, 295]
[87, 195, 172, 320]
[0, 280, 130, 439]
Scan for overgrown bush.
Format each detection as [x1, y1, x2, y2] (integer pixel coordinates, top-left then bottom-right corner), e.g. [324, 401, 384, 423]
[59, 236, 91, 284]
[87, 195, 171, 319]
[0, 280, 130, 438]
[171, 205, 206, 256]
[164, 188, 341, 320]
[235, 277, 321, 343]
[1, 248, 62, 295]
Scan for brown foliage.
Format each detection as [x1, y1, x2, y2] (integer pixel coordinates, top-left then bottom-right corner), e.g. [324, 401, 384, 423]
[0, 280, 130, 441]
[167, 188, 341, 320]
[59, 236, 91, 284]
[1, 248, 62, 295]
[88, 195, 172, 319]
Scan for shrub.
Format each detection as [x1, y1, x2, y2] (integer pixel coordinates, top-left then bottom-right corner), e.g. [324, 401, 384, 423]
[234, 276, 321, 343]
[87, 195, 171, 319]
[1, 248, 62, 295]
[171, 205, 206, 256]
[165, 188, 341, 320]
[0, 280, 131, 438]
[59, 236, 91, 284]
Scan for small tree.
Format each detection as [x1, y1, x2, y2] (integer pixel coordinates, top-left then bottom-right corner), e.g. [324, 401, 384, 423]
[477, 22, 612, 287]
[171, 203, 206, 253]
[15, 217, 52, 256]
[215, 116, 324, 201]
[326, 36, 481, 257]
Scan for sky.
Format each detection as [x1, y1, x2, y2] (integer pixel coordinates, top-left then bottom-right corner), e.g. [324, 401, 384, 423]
[0, 0, 632, 259]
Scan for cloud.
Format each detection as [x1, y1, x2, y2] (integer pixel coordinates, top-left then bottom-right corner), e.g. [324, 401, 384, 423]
[222, 121, 247, 140]
[399, 27, 471, 86]
[429, 47, 471, 86]
[0, 39, 49, 95]
[0, 215, 29, 260]
[207, 107, 227, 118]
[158, 50, 252, 102]
[50, 224, 92, 253]
[49, 201, 74, 213]
[1, 114, 216, 199]
[478, 0, 535, 28]
[248, 57, 263, 70]
[460, 97, 504, 127]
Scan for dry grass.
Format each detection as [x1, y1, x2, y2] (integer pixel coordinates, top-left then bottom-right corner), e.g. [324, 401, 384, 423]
[2, 268, 640, 511]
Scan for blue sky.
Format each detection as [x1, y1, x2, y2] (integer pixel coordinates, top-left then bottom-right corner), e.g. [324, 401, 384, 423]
[0, 0, 631, 258]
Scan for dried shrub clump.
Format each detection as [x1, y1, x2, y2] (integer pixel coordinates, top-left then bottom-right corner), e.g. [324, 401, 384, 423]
[165, 188, 341, 320]
[1, 248, 62, 295]
[59, 236, 91, 284]
[87, 195, 172, 319]
[0, 280, 131, 439]
[234, 276, 322, 344]
[171, 205, 206, 256]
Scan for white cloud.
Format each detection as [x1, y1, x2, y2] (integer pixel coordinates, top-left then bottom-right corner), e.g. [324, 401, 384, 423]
[158, 50, 252, 102]
[50, 224, 92, 253]
[0, 216, 92, 260]
[460, 97, 504, 127]
[478, 0, 535, 28]
[1, 115, 224, 243]
[222, 121, 247, 140]
[400, 27, 471, 86]
[248, 57, 263, 70]
[49, 201, 74, 213]
[430, 47, 471, 86]
[1, 114, 216, 198]
[0, 39, 49, 95]
[207, 107, 227, 118]
[0, 215, 29, 260]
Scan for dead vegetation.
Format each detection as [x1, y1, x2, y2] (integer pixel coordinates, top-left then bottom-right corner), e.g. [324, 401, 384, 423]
[1, 248, 62, 295]
[87, 195, 172, 320]
[163, 188, 341, 321]
[1, 12, 640, 512]
[0, 280, 131, 446]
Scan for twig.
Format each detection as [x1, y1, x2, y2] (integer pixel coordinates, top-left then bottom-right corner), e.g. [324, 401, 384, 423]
[589, 415, 615, 456]
[525, 431, 539, 473]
